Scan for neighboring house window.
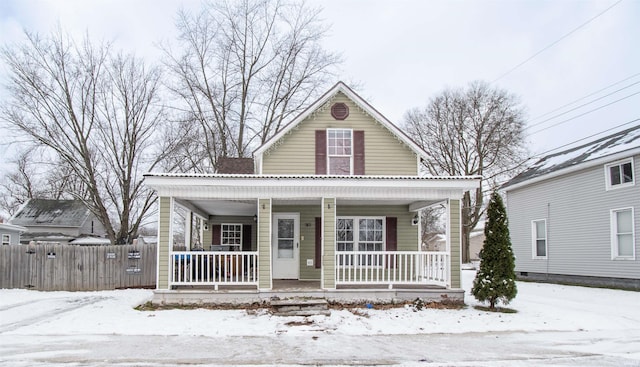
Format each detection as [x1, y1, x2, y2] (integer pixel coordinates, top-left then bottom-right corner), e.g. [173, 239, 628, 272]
[327, 129, 352, 175]
[221, 224, 242, 247]
[611, 208, 635, 259]
[531, 219, 547, 258]
[336, 217, 384, 265]
[605, 158, 634, 190]
[1, 234, 9, 246]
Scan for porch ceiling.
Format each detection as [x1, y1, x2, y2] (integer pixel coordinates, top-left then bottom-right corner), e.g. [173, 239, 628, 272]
[181, 198, 444, 216]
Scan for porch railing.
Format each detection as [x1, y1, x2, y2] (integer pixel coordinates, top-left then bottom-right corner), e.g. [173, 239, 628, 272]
[170, 251, 258, 289]
[335, 251, 449, 287]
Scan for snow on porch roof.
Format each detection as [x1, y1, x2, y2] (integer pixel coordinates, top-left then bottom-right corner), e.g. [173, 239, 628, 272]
[502, 124, 640, 190]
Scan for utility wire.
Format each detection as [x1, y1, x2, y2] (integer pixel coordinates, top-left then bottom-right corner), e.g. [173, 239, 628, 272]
[525, 81, 640, 131]
[492, 0, 623, 83]
[530, 72, 640, 121]
[526, 90, 640, 136]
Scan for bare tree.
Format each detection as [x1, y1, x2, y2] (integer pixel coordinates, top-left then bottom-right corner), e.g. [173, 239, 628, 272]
[162, 0, 341, 172]
[404, 81, 527, 263]
[1, 30, 173, 244]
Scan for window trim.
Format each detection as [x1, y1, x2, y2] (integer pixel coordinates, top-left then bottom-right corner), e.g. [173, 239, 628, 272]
[221, 223, 243, 248]
[605, 157, 634, 191]
[531, 219, 547, 259]
[2, 234, 10, 246]
[610, 207, 635, 260]
[326, 128, 353, 175]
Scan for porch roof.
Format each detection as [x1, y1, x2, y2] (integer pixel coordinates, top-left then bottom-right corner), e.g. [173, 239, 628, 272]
[144, 173, 480, 202]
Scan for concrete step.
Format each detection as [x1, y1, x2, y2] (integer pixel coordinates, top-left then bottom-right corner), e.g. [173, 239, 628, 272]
[270, 297, 330, 316]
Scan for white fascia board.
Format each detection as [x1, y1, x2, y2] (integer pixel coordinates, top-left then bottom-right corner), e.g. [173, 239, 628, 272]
[0, 223, 28, 233]
[503, 147, 640, 192]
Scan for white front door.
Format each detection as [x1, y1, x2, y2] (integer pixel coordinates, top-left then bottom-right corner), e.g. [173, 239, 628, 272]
[272, 213, 299, 279]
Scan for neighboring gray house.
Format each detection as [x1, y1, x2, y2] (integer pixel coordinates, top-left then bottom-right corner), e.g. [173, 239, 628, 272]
[10, 199, 108, 245]
[502, 125, 640, 289]
[0, 223, 28, 245]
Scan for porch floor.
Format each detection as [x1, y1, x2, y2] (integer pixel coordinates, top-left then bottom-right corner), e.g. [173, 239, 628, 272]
[155, 280, 462, 306]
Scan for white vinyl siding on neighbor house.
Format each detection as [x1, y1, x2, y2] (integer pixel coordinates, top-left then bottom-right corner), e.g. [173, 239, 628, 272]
[506, 155, 640, 281]
[327, 129, 353, 175]
[531, 219, 547, 259]
[605, 158, 634, 190]
[2, 234, 9, 246]
[611, 208, 635, 260]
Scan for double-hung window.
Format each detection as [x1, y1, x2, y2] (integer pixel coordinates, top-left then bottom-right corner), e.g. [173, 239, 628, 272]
[1, 234, 9, 246]
[531, 219, 547, 259]
[336, 217, 384, 265]
[611, 208, 635, 259]
[221, 224, 242, 248]
[605, 158, 634, 190]
[327, 129, 352, 175]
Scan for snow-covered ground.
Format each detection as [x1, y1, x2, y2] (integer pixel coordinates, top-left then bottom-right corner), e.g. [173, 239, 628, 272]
[1, 270, 639, 366]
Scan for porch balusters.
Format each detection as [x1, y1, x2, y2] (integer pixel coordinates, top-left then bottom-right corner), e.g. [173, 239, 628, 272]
[170, 251, 259, 288]
[335, 251, 449, 287]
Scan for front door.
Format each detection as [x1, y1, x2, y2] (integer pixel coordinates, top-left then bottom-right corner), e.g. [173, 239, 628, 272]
[272, 213, 299, 279]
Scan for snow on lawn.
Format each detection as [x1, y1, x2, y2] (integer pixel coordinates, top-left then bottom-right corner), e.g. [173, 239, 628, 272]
[1, 270, 639, 338]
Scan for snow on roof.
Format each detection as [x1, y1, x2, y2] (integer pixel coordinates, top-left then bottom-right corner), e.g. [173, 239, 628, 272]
[503, 124, 640, 189]
[69, 237, 112, 246]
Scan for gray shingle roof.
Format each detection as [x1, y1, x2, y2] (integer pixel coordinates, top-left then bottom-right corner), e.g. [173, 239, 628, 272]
[11, 199, 90, 227]
[503, 124, 640, 189]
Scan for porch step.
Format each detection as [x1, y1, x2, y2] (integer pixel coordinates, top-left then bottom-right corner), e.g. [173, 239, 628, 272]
[270, 298, 330, 316]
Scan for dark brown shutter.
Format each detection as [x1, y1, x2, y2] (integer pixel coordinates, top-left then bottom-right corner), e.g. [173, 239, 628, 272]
[354, 130, 365, 175]
[385, 217, 397, 269]
[212, 225, 221, 246]
[242, 225, 252, 251]
[315, 217, 322, 269]
[315, 130, 327, 175]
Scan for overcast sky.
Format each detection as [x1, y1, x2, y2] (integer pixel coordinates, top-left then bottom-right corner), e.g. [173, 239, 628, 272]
[0, 0, 638, 166]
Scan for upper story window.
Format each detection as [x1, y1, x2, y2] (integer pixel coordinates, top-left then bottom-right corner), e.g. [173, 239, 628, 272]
[605, 158, 634, 190]
[611, 208, 635, 260]
[327, 129, 352, 175]
[2, 234, 10, 246]
[531, 219, 547, 259]
[221, 224, 242, 247]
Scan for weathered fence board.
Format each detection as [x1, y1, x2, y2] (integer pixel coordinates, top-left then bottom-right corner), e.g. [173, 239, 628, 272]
[0, 244, 156, 291]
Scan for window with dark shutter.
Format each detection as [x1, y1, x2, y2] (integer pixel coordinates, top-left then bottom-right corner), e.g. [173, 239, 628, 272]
[354, 130, 365, 175]
[315, 217, 322, 269]
[385, 217, 397, 269]
[212, 225, 221, 246]
[242, 225, 252, 251]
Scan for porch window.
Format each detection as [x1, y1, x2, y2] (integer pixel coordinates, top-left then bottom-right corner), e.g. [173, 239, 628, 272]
[336, 217, 384, 265]
[221, 224, 242, 248]
[611, 208, 635, 259]
[2, 234, 9, 246]
[531, 219, 547, 259]
[327, 129, 352, 175]
[605, 158, 634, 190]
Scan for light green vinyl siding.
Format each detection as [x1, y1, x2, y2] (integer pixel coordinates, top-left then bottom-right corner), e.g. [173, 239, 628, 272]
[449, 199, 461, 289]
[202, 219, 212, 247]
[273, 205, 321, 280]
[257, 199, 272, 289]
[262, 93, 417, 175]
[323, 198, 336, 288]
[157, 197, 171, 290]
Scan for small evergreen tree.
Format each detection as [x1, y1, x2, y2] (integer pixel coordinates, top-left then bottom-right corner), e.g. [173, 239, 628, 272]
[472, 191, 517, 309]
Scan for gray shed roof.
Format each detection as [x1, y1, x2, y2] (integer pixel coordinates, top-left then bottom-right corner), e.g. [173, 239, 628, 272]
[503, 124, 640, 189]
[10, 199, 91, 227]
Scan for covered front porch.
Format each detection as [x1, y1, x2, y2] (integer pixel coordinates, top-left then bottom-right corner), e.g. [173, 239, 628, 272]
[144, 174, 480, 304]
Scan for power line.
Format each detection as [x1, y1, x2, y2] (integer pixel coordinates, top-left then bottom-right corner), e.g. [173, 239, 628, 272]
[525, 81, 640, 131]
[492, 0, 623, 83]
[526, 90, 640, 136]
[530, 72, 640, 121]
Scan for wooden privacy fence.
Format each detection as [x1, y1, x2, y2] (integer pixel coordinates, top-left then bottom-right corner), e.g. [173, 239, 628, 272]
[0, 243, 156, 291]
